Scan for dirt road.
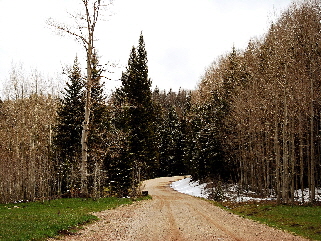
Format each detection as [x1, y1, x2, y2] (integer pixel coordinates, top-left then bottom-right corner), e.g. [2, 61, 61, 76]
[52, 176, 308, 241]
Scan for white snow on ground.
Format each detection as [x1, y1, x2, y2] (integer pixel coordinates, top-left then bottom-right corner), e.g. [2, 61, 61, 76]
[171, 177, 321, 202]
[170, 177, 209, 198]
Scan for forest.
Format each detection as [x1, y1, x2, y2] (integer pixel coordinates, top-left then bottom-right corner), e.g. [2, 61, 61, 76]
[0, 0, 320, 204]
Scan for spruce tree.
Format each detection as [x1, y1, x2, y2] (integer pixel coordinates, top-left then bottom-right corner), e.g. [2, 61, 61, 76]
[116, 33, 157, 193]
[88, 52, 109, 197]
[54, 56, 85, 195]
[88, 52, 107, 160]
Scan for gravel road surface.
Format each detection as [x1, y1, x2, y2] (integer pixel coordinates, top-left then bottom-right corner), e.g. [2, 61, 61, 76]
[50, 176, 308, 241]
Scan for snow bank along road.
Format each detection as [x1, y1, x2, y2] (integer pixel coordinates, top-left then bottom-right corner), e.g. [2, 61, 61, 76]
[51, 176, 308, 241]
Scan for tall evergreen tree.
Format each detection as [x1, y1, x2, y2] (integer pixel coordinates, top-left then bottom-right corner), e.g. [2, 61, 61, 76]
[115, 33, 157, 193]
[87, 51, 109, 197]
[54, 56, 85, 195]
[88, 52, 107, 160]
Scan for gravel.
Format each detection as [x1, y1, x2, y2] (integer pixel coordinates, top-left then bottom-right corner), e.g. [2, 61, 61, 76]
[49, 176, 308, 241]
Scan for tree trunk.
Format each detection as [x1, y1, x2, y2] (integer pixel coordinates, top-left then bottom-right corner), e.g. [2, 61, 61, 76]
[310, 77, 315, 202]
[299, 118, 305, 203]
[282, 93, 289, 204]
[80, 1, 96, 196]
[80, 64, 92, 195]
[274, 121, 281, 204]
[290, 122, 295, 204]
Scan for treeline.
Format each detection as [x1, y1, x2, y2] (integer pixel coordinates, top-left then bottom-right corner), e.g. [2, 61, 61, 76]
[0, 95, 57, 203]
[0, 34, 191, 203]
[0, 33, 224, 203]
[197, 0, 321, 203]
[2, 0, 321, 205]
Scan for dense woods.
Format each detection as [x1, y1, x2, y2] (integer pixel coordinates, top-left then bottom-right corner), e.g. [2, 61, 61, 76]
[0, 0, 320, 204]
[198, 1, 321, 203]
[0, 95, 57, 203]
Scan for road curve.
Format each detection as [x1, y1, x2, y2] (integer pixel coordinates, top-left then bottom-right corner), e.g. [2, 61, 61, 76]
[51, 176, 308, 241]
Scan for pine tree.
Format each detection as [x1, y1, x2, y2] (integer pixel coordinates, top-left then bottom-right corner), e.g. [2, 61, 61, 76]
[54, 56, 85, 195]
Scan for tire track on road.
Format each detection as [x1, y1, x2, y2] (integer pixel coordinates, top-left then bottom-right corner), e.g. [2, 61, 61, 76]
[184, 201, 243, 241]
[51, 176, 309, 241]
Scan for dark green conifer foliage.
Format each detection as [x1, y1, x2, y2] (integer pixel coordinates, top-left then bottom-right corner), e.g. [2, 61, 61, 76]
[106, 92, 132, 197]
[190, 100, 224, 181]
[189, 47, 248, 182]
[152, 89, 190, 177]
[159, 106, 183, 176]
[116, 33, 157, 191]
[54, 57, 85, 195]
[88, 52, 108, 156]
[87, 52, 109, 196]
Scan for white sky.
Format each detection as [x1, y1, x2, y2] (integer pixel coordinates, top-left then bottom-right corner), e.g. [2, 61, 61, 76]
[0, 0, 293, 96]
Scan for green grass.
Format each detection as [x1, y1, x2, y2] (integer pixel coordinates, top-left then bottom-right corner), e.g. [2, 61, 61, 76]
[221, 201, 321, 240]
[0, 196, 151, 241]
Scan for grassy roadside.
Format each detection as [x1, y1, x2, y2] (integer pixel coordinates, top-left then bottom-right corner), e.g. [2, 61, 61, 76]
[216, 201, 321, 240]
[0, 196, 151, 241]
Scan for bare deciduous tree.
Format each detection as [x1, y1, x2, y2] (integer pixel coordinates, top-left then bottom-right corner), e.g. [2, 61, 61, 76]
[196, 0, 321, 204]
[48, 0, 112, 195]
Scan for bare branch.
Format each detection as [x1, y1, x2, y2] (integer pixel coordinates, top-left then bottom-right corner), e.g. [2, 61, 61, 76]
[47, 0, 113, 196]
[47, 18, 88, 47]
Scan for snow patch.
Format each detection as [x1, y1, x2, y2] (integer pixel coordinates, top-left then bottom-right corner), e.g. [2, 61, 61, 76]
[171, 177, 321, 203]
[170, 177, 208, 198]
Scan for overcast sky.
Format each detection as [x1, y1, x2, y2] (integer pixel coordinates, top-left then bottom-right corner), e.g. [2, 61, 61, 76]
[0, 0, 293, 96]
